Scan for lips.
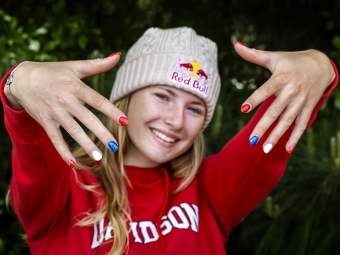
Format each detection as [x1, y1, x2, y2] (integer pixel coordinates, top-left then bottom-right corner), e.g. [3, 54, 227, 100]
[151, 128, 176, 143]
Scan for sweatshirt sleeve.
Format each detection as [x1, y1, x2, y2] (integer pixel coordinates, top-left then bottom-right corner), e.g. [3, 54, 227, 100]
[1, 64, 72, 242]
[199, 59, 339, 237]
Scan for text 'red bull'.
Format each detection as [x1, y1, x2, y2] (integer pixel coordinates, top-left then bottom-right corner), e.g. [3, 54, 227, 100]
[170, 60, 210, 95]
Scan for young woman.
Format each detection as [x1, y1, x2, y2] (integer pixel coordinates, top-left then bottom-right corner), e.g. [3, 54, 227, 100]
[1, 27, 338, 255]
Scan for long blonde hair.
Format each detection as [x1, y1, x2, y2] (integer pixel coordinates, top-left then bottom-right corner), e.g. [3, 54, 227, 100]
[73, 94, 205, 255]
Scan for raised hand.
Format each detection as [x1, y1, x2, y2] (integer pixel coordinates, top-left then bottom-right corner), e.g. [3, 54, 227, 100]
[234, 42, 336, 153]
[3, 53, 127, 165]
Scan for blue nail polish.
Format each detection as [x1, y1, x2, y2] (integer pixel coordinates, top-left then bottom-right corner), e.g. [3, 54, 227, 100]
[108, 141, 119, 152]
[250, 135, 259, 146]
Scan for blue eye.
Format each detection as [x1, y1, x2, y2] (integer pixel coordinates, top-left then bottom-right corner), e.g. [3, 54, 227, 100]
[188, 107, 201, 114]
[156, 93, 169, 101]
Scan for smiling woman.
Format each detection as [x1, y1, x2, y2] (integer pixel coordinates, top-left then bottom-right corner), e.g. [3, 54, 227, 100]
[1, 27, 338, 255]
[125, 85, 206, 167]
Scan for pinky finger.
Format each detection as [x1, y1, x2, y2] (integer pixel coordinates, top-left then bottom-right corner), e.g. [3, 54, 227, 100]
[285, 106, 314, 154]
[47, 126, 77, 167]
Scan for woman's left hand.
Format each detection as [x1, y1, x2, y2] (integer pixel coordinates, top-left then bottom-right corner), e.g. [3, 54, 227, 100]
[234, 42, 336, 154]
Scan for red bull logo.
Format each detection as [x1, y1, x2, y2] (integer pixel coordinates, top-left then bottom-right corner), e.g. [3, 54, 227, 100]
[170, 60, 210, 96]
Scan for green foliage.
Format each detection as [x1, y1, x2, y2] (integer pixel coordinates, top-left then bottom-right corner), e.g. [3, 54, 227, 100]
[236, 125, 340, 255]
[0, 0, 340, 255]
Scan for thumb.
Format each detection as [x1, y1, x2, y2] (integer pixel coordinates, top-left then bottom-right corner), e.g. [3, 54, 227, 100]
[66, 52, 122, 79]
[233, 41, 274, 71]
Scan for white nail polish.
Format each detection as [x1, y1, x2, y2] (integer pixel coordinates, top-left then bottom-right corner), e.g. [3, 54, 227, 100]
[263, 143, 273, 154]
[92, 150, 102, 161]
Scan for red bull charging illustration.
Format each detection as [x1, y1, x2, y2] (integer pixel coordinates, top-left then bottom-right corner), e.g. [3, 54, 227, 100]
[170, 60, 210, 96]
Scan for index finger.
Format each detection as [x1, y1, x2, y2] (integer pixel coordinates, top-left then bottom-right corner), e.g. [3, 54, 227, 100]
[66, 52, 122, 79]
[241, 72, 289, 113]
[75, 81, 127, 126]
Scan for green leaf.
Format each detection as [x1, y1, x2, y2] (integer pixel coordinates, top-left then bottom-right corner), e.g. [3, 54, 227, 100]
[332, 36, 340, 50]
[35, 27, 48, 35]
[335, 96, 340, 109]
[78, 35, 88, 50]
[28, 39, 41, 52]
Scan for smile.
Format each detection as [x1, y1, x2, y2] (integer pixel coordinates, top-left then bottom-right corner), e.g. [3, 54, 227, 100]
[151, 129, 176, 143]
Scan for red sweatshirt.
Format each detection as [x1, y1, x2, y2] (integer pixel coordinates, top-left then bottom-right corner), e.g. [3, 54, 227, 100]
[1, 62, 338, 255]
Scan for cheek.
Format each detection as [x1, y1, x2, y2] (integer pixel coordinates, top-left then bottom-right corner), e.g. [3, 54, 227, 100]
[187, 129, 201, 145]
[184, 119, 203, 144]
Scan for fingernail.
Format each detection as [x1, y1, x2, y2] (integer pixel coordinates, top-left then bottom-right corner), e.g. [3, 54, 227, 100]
[287, 146, 294, 154]
[108, 52, 121, 57]
[263, 143, 273, 154]
[250, 135, 259, 146]
[67, 159, 76, 168]
[92, 150, 102, 161]
[108, 141, 119, 153]
[241, 103, 251, 113]
[233, 40, 245, 46]
[118, 116, 128, 126]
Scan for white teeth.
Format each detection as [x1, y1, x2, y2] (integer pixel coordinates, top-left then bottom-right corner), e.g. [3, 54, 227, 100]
[152, 129, 176, 143]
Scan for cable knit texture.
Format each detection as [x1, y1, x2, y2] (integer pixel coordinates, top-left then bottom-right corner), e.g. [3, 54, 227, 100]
[110, 27, 221, 128]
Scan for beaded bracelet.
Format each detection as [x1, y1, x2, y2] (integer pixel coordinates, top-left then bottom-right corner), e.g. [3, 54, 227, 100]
[6, 61, 28, 104]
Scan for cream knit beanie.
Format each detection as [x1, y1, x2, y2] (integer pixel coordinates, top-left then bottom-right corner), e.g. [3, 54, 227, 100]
[110, 27, 221, 128]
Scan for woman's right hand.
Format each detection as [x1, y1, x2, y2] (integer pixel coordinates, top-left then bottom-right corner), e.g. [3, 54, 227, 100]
[3, 53, 127, 166]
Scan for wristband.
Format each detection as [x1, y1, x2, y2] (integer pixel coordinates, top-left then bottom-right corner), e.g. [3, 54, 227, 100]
[6, 61, 28, 104]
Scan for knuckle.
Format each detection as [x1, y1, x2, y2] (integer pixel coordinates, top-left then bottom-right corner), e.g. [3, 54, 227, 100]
[254, 125, 266, 136]
[50, 135, 62, 146]
[38, 112, 52, 124]
[288, 83, 301, 96]
[55, 94, 73, 107]
[68, 123, 80, 136]
[83, 113, 95, 126]
[268, 107, 280, 119]
[92, 94, 105, 108]
[281, 116, 294, 127]
[68, 80, 82, 93]
[58, 148, 69, 160]
[257, 86, 270, 99]
[257, 125, 266, 134]
[274, 72, 290, 85]
[297, 122, 308, 133]
[270, 133, 280, 142]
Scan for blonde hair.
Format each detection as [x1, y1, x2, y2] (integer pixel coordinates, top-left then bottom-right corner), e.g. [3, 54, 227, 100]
[73, 94, 205, 255]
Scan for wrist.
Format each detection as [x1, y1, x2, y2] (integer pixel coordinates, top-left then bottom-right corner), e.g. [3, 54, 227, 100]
[4, 84, 24, 110]
[4, 61, 28, 110]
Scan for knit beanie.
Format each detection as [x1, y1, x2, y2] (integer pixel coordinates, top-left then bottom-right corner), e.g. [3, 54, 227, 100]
[110, 27, 221, 128]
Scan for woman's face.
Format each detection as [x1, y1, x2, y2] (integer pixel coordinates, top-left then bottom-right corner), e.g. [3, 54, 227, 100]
[124, 85, 206, 167]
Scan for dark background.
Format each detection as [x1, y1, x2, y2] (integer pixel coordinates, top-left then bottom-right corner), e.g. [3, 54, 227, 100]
[0, 0, 340, 254]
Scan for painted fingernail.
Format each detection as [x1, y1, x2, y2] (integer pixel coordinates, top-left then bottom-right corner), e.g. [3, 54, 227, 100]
[67, 159, 76, 168]
[92, 150, 102, 161]
[108, 141, 119, 153]
[108, 52, 121, 57]
[250, 135, 259, 146]
[263, 143, 273, 154]
[287, 146, 294, 154]
[118, 116, 128, 126]
[233, 40, 245, 46]
[241, 103, 251, 113]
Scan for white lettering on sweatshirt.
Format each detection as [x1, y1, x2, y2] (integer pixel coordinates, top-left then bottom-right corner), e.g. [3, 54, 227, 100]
[91, 203, 199, 249]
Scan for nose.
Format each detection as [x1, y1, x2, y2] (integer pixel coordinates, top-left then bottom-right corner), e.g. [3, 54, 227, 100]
[164, 105, 185, 130]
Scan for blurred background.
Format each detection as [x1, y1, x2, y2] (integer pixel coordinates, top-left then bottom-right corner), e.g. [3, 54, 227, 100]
[0, 0, 340, 254]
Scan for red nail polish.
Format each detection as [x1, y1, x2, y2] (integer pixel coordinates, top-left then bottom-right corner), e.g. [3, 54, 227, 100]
[241, 103, 251, 113]
[108, 52, 121, 57]
[287, 146, 294, 154]
[67, 159, 76, 168]
[118, 116, 128, 126]
[233, 41, 245, 46]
